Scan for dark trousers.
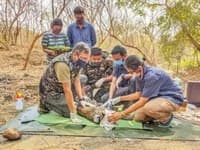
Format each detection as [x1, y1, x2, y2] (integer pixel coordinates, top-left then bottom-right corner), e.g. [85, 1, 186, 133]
[101, 78, 136, 103]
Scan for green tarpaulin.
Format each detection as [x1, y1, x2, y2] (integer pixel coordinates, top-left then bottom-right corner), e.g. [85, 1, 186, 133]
[1, 106, 200, 141]
[35, 112, 144, 129]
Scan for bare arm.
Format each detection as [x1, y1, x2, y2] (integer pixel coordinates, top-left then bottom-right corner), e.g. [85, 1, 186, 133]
[109, 77, 117, 99]
[62, 82, 76, 113]
[120, 91, 141, 101]
[108, 97, 148, 123]
[123, 97, 148, 115]
[74, 76, 83, 99]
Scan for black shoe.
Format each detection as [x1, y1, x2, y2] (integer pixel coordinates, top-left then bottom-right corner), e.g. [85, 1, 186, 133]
[38, 104, 49, 114]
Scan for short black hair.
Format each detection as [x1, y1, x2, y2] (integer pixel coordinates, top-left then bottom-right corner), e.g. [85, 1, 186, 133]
[124, 55, 143, 70]
[111, 45, 127, 56]
[51, 18, 63, 27]
[91, 47, 102, 56]
[74, 6, 84, 14]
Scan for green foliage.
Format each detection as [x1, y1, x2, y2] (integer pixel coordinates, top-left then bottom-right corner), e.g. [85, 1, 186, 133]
[179, 58, 199, 70]
[117, 0, 200, 71]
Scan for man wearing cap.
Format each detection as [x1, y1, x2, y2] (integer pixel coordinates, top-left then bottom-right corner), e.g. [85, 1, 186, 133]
[81, 47, 113, 103]
[39, 42, 90, 123]
[67, 6, 96, 48]
[42, 18, 70, 62]
[108, 55, 184, 127]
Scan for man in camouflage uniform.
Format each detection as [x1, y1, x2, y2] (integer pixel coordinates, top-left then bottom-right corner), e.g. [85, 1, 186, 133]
[81, 47, 113, 103]
[39, 42, 90, 123]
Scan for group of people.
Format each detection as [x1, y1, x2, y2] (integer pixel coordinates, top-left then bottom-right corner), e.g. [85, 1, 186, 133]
[39, 6, 184, 127]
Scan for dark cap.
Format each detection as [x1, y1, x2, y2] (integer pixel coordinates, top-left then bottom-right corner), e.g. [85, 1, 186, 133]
[74, 6, 84, 14]
[51, 18, 63, 27]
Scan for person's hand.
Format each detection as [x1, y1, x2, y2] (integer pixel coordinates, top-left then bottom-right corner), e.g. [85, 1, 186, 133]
[70, 113, 82, 124]
[116, 74, 124, 88]
[102, 97, 121, 108]
[95, 78, 105, 88]
[108, 112, 122, 123]
[45, 49, 56, 56]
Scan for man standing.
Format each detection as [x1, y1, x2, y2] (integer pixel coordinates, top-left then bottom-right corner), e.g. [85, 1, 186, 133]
[39, 42, 90, 123]
[81, 47, 113, 103]
[108, 55, 184, 127]
[42, 18, 70, 62]
[67, 6, 96, 47]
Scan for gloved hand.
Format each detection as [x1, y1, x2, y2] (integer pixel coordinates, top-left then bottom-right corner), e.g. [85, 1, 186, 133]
[116, 74, 124, 88]
[102, 97, 121, 108]
[70, 113, 82, 124]
[95, 78, 105, 88]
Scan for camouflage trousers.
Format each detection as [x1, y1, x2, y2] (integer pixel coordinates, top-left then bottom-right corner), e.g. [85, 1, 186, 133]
[84, 85, 109, 104]
[39, 77, 77, 117]
[39, 93, 70, 117]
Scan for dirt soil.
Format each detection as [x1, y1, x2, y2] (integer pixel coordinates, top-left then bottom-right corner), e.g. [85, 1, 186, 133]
[0, 46, 200, 150]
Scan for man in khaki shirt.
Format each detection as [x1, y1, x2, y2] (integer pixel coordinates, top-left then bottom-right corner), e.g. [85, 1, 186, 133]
[54, 62, 72, 83]
[39, 42, 90, 123]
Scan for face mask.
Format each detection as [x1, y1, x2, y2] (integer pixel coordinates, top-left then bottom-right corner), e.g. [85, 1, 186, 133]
[114, 60, 123, 67]
[76, 59, 86, 68]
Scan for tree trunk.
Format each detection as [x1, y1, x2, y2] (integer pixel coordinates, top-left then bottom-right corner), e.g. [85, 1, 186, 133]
[52, 0, 55, 19]
[23, 32, 45, 70]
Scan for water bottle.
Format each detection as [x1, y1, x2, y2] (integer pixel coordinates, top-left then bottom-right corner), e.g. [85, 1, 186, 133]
[15, 92, 24, 111]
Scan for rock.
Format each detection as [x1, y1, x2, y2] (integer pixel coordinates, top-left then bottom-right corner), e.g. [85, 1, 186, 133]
[2, 128, 22, 141]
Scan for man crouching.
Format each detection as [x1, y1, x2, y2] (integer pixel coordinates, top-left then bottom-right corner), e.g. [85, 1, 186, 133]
[108, 55, 184, 127]
[38, 42, 90, 123]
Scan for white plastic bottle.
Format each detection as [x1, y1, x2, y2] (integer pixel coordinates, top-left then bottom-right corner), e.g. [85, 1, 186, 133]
[15, 92, 24, 111]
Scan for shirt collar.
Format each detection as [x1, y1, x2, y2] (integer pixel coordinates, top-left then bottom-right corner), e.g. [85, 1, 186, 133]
[76, 21, 88, 29]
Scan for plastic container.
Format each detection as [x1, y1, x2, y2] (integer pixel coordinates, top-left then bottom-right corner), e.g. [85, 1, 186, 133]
[15, 92, 24, 111]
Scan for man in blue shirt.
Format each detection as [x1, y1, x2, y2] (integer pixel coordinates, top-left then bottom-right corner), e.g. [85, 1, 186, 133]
[101, 45, 133, 103]
[107, 55, 184, 127]
[67, 6, 96, 48]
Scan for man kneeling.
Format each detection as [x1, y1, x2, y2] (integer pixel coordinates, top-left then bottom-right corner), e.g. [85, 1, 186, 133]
[108, 55, 184, 127]
[39, 42, 90, 123]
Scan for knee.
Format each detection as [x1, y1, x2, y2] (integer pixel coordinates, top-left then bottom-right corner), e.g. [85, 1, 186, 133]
[134, 112, 145, 122]
[142, 104, 157, 116]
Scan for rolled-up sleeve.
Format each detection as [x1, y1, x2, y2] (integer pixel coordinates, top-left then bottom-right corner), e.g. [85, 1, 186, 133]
[112, 66, 119, 78]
